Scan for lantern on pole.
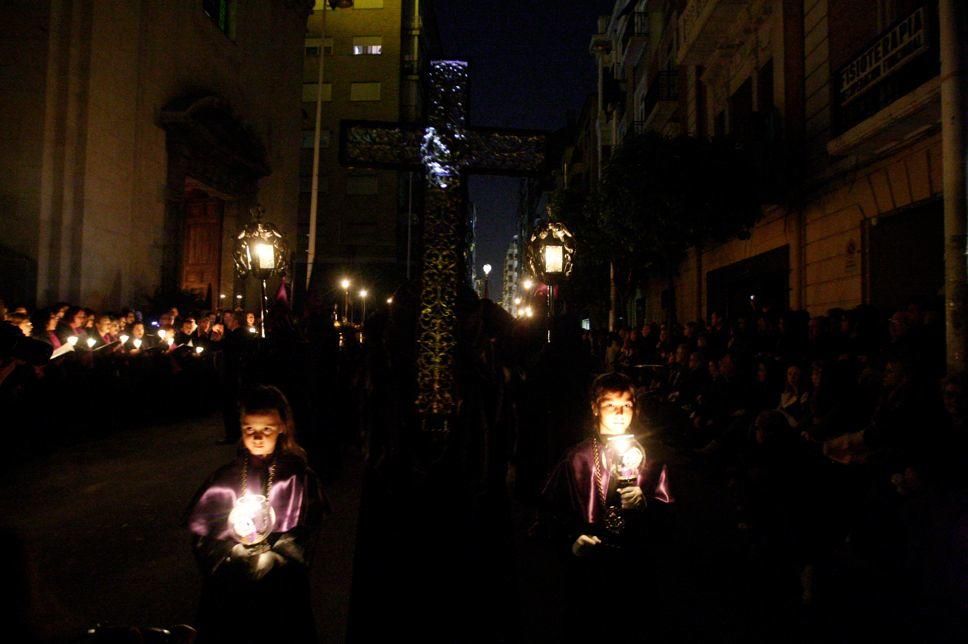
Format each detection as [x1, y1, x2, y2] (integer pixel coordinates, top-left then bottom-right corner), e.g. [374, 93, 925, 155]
[234, 205, 289, 339]
[526, 219, 575, 341]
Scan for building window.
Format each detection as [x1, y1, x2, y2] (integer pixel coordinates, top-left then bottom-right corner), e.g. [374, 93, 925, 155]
[354, 0, 384, 8]
[352, 36, 383, 55]
[305, 37, 334, 57]
[303, 83, 332, 102]
[350, 82, 381, 101]
[301, 130, 331, 148]
[346, 175, 379, 195]
[202, 0, 235, 39]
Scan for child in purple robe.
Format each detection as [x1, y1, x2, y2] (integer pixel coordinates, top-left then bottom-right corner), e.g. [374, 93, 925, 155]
[539, 371, 673, 641]
[186, 385, 326, 644]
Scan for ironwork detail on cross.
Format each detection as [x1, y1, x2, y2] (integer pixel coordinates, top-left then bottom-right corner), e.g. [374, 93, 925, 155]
[340, 60, 546, 429]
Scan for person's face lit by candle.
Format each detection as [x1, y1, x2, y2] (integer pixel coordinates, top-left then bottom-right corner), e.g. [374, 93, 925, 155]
[181, 317, 197, 335]
[594, 390, 634, 436]
[241, 411, 283, 457]
[46, 314, 58, 332]
[95, 315, 112, 337]
[131, 322, 145, 339]
[246, 312, 256, 327]
[71, 310, 86, 330]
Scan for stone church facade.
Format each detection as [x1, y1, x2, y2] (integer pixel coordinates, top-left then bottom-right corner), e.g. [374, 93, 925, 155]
[0, 0, 313, 310]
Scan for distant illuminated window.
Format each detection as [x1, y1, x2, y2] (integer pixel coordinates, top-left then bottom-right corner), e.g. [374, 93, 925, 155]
[352, 36, 383, 55]
[202, 0, 235, 39]
[303, 83, 333, 102]
[350, 82, 381, 101]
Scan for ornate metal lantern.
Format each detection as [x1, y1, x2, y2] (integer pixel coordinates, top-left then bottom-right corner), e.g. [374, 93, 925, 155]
[526, 219, 576, 286]
[234, 205, 289, 337]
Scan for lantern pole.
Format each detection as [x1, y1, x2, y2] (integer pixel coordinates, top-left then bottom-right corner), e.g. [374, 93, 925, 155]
[260, 278, 268, 338]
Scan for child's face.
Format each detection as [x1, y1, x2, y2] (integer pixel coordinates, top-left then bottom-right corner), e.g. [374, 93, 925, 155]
[594, 390, 634, 436]
[241, 411, 284, 457]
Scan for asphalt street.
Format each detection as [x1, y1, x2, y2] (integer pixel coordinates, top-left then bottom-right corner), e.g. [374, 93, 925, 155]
[0, 412, 361, 643]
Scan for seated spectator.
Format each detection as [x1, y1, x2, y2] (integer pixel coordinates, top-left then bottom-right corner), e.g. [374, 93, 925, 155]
[777, 363, 809, 428]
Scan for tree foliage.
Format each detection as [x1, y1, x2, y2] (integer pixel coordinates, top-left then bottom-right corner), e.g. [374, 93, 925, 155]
[596, 131, 761, 282]
[551, 131, 763, 322]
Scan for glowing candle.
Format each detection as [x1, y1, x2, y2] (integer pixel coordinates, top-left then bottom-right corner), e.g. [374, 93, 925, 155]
[228, 494, 276, 545]
[119, 334, 129, 345]
[132, 338, 142, 349]
[157, 329, 167, 341]
[195, 346, 204, 355]
[86, 337, 96, 348]
[67, 335, 79, 346]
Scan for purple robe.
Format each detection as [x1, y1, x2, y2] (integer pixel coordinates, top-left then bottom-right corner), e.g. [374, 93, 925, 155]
[540, 434, 672, 547]
[185, 451, 326, 644]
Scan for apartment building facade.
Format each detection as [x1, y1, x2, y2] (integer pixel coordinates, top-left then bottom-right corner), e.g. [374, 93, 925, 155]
[296, 0, 439, 299]
[588, 0, 945, 325]
[0, 0, 312, 310]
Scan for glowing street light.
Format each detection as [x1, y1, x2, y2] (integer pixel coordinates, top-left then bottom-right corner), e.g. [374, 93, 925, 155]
[359, 288, 368, 322]
[522, 278, 534, 291]
[482, 263, 492, 299]
[340, 277, 351, 322]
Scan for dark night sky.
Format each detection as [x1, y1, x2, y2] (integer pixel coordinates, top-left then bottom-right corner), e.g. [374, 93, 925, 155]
[433, 0, 616, 295]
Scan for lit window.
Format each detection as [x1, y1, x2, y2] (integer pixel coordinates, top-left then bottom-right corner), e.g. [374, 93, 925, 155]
[352, 36, 383, 55]
[303, 83, 333, 102]
[346, 175, 379, 195]
[350, 82, 381, 101]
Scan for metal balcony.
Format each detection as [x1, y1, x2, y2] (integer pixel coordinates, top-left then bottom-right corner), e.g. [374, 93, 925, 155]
[642, 71, 679, 129]
[676, 0, 749, 65]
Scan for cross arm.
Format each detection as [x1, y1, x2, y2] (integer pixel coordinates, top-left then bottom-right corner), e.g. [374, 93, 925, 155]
[463, 128, 548, 175]
[339, 120, 424, 170]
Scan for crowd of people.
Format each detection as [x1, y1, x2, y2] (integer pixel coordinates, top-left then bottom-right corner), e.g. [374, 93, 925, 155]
[570, 300, 966, 640]
[0, 299, 274, 452]
[3, 287, 965, 641]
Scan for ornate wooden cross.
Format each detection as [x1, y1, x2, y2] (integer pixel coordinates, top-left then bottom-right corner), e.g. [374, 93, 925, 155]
[341, 60, 546, 429]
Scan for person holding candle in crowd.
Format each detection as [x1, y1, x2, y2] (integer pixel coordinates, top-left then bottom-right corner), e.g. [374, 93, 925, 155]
[186, 385, 326, 643]
[538, 371, 673, 641]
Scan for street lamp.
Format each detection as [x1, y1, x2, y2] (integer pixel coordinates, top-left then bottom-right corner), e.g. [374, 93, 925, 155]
[359, 288, 368, 322]
[340, 277, 351, 323]
[234, 205, 290, 339]
[522, 277, 534, 291]
[527, 219, 576, 342]
[482, 263, 492, 299]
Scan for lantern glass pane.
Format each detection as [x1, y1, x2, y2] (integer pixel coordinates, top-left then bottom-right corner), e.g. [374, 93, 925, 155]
[254, 242, 275, 270]
[544, 245, 563, 273]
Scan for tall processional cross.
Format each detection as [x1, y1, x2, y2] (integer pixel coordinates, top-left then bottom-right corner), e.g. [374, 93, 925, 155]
[341, 60, 546, 429]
